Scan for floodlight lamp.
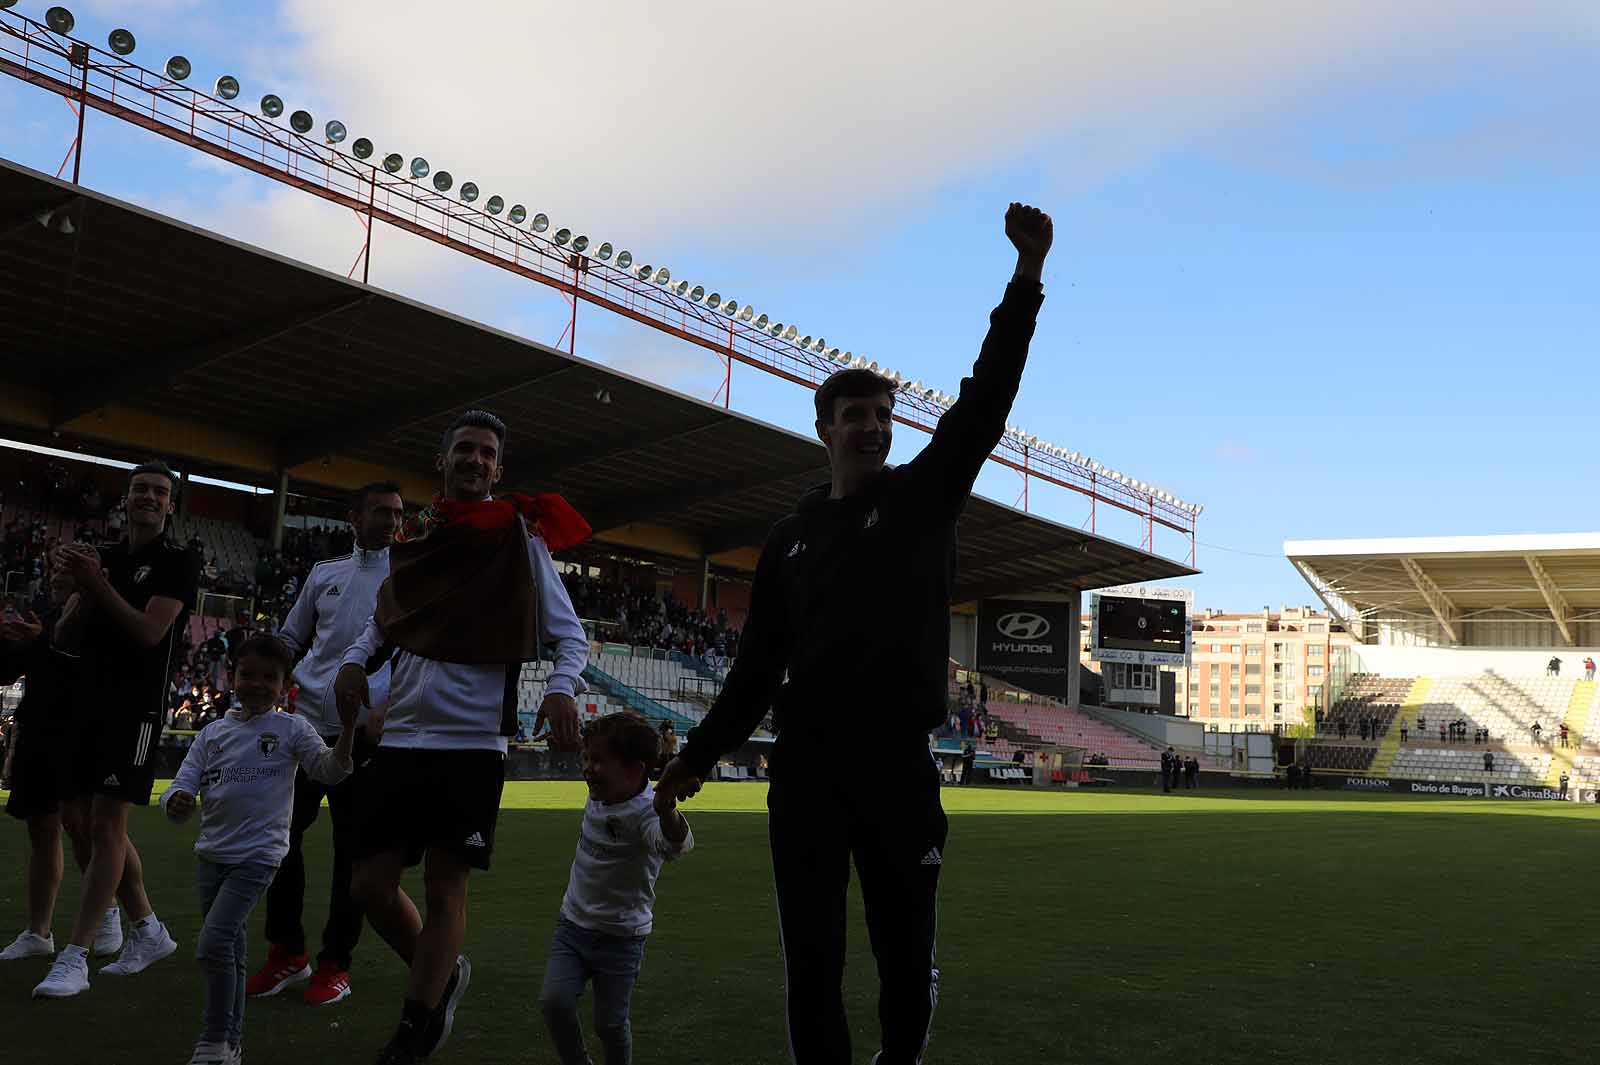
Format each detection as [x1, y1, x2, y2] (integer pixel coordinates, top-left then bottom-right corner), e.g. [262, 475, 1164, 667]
[531, 213, 550, 233]
[508, 204, 527, 224]
[674, 281, 689, 297]
[409, 157, 429, 179]
[614, 250, 632, 269]
[654, 267, 670, 284]
[572, 235, 589, 253]
[769, 323, 783, 338]
[107, 28, 135, 54]
[165, 56, 191, 81]
[432, 171, 452, 192]
[782, 325, 797, 341]
[459, 182, 479, 203]
[799, 336, 813, 350]
[827, 347, 840, 360]
[596, 242, 613, 260]
[325, 120, 347, 143]
[485, 195, 504, 215]
[690, 286, 705, 302]
[635, 264, 652, 280]
[722, 300, 738, 316]
[383, 153, 403, 174]
[741, 306, 757, 322]
[215, 75, 240, 99]
[850, 356, 866, 369]
[908, 380, 922, 393]
[753, 314, 769, 330]
[705, 293, 721, 310]
[554, 228, 572, 246]
[260, 95, 284, 118]
[44, 7, 73, 34]
[289, 110, 313, 134]
[867, 361, 880, 373]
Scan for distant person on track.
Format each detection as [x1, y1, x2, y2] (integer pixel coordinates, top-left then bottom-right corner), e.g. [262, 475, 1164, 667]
[1559, 772, 1569, 800]
[1161, 747, 1175, 793]
[539, 712, 693, 1065]
[161, 635, 355, 1065]
[655, 203, 1054, 1065]
[246, 482, 403, 1008]
[33, 461, 199, 1000]
[333, 410, 590, 1065]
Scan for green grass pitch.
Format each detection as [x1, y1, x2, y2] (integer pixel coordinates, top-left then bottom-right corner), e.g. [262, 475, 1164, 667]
[1, 783, 1597, 1064]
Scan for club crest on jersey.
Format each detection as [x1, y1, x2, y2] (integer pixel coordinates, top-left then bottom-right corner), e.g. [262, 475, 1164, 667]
[396, 505, 442, 545]
[258, 733, 279, 757]
[133, 565, 152, 584]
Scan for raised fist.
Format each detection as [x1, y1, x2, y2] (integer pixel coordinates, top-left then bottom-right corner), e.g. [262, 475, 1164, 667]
[1005, 202, 1053, 262]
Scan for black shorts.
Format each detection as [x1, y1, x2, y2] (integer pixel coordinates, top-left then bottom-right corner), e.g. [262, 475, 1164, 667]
[355, 747, 505, 871]
[77, 713, 162, 806]
[5, 726, 81, 821]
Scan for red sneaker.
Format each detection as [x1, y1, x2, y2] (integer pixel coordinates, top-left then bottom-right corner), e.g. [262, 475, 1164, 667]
[303, 960, 352, 1006]
[245, 945, 311, 998]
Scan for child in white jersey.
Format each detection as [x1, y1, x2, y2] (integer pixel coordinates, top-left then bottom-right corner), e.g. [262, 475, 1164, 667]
[540, 711, 694, 1065]
[162, 636, 355, 1065]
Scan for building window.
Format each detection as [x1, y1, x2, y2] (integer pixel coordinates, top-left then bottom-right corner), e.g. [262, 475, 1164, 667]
[1210, 643, 1221, 654]
[1245, 622, 1265, 634]
[1282, 662, 1298, 680]
[1272, 642, 1286, 658]
[1245, 684, 1262, 696]
[1230, 645, 1241, 654]
[1245, 663, 1262, 676]
[1246, 704, 1262, 716]
[1308, 665, 1325, 678]
[1307, 645, 1324, 659]
[1246, 645, 1262, 658]
[1273, 683, 1284, 700]
[1307, 622, 1327, 634]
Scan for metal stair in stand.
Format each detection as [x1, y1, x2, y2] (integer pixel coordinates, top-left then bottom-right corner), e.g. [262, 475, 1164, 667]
[1545, 679, 1596, 786]
[1371, 677, 1431, 777]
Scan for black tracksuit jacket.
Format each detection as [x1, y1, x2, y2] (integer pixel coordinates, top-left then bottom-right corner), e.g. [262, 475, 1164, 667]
[679, 279, 1045, 776]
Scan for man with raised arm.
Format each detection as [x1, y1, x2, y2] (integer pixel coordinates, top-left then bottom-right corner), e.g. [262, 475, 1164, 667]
[657, 203, 1054, 1064]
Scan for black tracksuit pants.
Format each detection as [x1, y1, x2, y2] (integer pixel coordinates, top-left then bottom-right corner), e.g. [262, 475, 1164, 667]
[768, 737, 948, 1065]
[262, 728, 376, 969]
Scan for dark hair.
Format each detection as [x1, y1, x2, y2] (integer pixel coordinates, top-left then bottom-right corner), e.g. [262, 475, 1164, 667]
[584, 711, 661, 766]
[128, 460, 178, 493]
[814, 369, 896, 425]
[232, 634, 294, 680]
[351, 480, 403, 515]
[440, 410, 507, 460]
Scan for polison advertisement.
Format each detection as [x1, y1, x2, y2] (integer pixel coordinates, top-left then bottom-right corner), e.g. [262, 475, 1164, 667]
[976, 600, 1076, 700]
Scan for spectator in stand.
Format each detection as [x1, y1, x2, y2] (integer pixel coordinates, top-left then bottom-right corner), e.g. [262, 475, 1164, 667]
[1399, 719, 1408, 743]
[1559, 772, 1569, 800]
[1439, 722, 1447, 743]
[1548, 656, 1562, 677]
[1337, 718, 1347, 740]
[1483, 751, 1494, 773]
[1587, 656, 1597, 682]
[1532, 720, 1543, 744]
[657, 721, 678, 776]
[1559, 722, 1570, 748]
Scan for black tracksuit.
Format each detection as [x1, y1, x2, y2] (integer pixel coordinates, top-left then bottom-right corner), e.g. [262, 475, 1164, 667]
[680, 279, 1044, 1065]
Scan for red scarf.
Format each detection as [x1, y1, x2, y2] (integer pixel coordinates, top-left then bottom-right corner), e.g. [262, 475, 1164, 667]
[400, 491, 591, 551]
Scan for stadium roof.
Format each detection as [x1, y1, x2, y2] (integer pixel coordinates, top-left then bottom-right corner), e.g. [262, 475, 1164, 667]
[1284, 534, 1600, 646]
[0, 157, 1193, 600]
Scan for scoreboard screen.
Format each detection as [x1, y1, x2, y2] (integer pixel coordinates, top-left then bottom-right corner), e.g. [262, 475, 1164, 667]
[1094, 595, 1188, 662]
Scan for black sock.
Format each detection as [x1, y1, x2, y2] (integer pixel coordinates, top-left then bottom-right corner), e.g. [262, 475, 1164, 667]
[399, 998, 431, 1044]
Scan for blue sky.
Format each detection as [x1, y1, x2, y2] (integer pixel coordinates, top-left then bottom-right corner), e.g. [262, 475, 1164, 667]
[2, 1, 1597, 610]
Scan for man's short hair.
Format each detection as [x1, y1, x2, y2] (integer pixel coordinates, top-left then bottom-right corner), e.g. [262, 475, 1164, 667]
[129, 460, 178, 493]
[440, 410, 507, 460]
[232, 633, 294, 680]
[814, 369, 896, 425]
[584, 711, 661, 766]
[351, 480, 403, 514]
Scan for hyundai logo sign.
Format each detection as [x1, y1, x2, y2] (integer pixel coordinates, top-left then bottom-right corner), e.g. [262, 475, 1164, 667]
[996, 611, 1051, 641]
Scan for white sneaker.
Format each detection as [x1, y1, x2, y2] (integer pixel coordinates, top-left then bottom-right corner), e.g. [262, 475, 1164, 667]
[94, 907, 124, 958]
[100, 921, 178, 976]
[0, 930, 55, 960]
[186, 1041, 230, 1065]
[32, 950, 90, 998]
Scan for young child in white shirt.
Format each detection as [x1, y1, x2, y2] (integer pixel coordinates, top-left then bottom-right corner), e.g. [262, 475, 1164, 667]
[162, 635, 355, 1065]
[540, 711, 694, 1065]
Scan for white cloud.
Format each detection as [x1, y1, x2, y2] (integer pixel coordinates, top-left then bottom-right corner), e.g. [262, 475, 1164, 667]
[262, 0, 1592, 257]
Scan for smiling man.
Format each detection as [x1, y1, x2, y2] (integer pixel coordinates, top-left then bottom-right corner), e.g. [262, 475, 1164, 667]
[335, 410, 590, 1065]
[657, 203, 1054, 1064]
[34, 461, 200, 999]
